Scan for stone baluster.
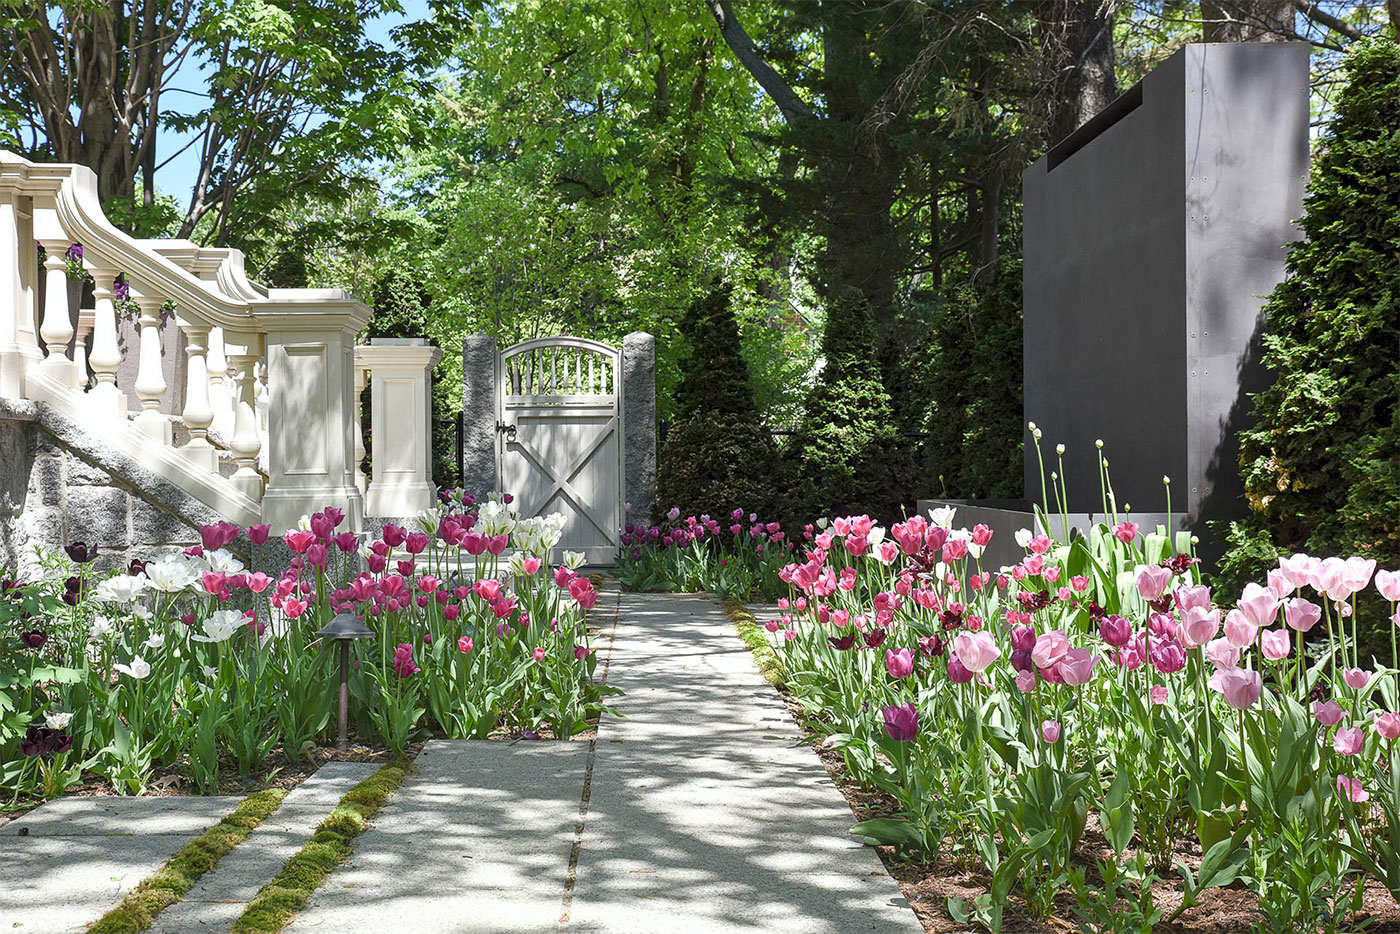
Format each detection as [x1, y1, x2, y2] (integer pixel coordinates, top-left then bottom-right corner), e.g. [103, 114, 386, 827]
[255, 358, 270, 474]
[70, 305, 94, 390]
[86, 268, 126, 418]
[228, 343, 264, 499]
[38, 244, 73, 377]
[179, 323, 218, 471]
[207, 326, 235, 439]
[353, 361, 368, 496]
[132, 301, 171, 444]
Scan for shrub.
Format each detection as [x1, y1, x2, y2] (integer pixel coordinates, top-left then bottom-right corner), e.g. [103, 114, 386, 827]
[788, 290, 910, 519]
[1237, 40, 1400, 572]
[656, 284, 786, 520]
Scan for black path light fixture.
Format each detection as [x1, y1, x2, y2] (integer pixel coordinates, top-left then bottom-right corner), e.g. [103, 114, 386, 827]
[314, 612, 375, 751]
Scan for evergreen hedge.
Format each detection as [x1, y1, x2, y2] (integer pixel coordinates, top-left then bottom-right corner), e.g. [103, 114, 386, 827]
[789, 290, 910, 520]
[655, 284, 786, 521]
[1229, 39, 1399, 582]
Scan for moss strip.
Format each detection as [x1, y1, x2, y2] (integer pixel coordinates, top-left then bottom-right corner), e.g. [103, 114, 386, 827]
[724, 599, 786, 689]
[231, 760, 410, 934]
[88, 787, 288, 934]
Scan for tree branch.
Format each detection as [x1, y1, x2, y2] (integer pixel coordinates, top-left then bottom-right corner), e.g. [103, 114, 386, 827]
[1298, 1, 1365, 40]
[705, 0, 814, 125]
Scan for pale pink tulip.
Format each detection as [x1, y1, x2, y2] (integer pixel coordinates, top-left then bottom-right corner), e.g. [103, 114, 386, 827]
[1283, 597, 1322, 632]
[1313, 700, 1345, 726]
[1334, 726, 1364, 756]
[1266, 568, 1294, 600]
[1016, 669, 1037, 693]
[1336, 775, 1369, 803]
[1180, 606, 1221, 648]
[1057, 647, 1100, 687]
[1259, 629, 1291, 661]
[1223, 610, 1258, 649]
[1278, 553, 1316, 589]
[1134, 564, 1172, 602]
[1342, 668, 1371, 691]
[1313, 557, 1350, 602]
[1376, 569, 1400, 603]
[1342, 557, 1376, 597]
[1204, 638, 1240, 671]
[1150, 684, 1169, 706]
[1374, 711, 1400, 740]
[952, 631, 1000, 673]
[1041, 720, 1061, 743]
[1237, 583, 1280, 628]
[1209, 667, 1262, 709]
[1030, 629, 1069, 670]
[1174, 584, 1213, 612]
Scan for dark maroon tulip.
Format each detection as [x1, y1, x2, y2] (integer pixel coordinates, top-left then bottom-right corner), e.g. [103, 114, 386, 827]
[19, 726, 45, 757]
[918, 635, 945, 657]
[20, 629, 47, 649]
[64, 541, 97, 563]
[827, 633, 856, 651]
[864, 628, 888, 648]
[128, 559, 148, 577]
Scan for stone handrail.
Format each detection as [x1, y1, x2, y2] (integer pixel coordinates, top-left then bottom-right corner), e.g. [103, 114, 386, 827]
[0, 149, 372, 532]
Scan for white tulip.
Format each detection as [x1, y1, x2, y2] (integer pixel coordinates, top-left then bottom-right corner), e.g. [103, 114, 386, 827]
[928, 506, 957, 529]
[92, 575, 147, 604]
[143, 632, 166, 650]
[192, 610, 243, 644]
[1014, 528, 1034, 548]
[114, 655, 151, 679]
[563, 550, 586, 570]
[45, 711, 73, 730]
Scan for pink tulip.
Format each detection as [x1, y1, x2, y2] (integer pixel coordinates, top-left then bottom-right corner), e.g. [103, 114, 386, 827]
[1374, 711, 1400, 740]
[1259, 629, 1291, 661]
[523, 555, 543, 575]
[1333, 726, 1364, 756]
[1313, 557, 1350, 602]
[283, 598, 308, 618]
[1181, 606, 1221, 648]
[1134, 564, 1172, 602]
[533, 646, 547, 662]
[1374, 569, 1400, 602]
[1041, 720, 1062, 743]
[1016, 669, 1037, 693]
[1057, 647, 1100, 687]
[1204, 638, 1240, 671]
[1313, 700, 1345, 726]
[1174, 583, 1213, 612]
[1283, 597, 1322, 632]
[1266, 568, 1294, 600]
[1278, 553, 1316, 589]
[952, 631, 1000, 673]
[1223, 610, 1258, 649]
[1209, 667, 1262, 709]
[885, 648, 915, 679]
[1150, 685, 1169, 706]
[458, 636, 473, 654]
[1113, 522, 1139, 544]
[1237, 583, 1280, 628]
[1336, 775, 1369, 803]
[1342, 668, 1371, 691]
[1342, 557, 1376, 596]
[1031, 629, 1069, 670]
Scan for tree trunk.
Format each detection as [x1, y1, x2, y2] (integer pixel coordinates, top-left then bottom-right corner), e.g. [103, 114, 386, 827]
[1202, 0, 1298, 42]
[1038, 0, 1118, 146]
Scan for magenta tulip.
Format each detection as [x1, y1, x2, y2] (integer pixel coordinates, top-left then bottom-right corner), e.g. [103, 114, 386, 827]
[1099, 615, 1132, 648]
[885, 648, 915, 679]
[946, 655, 974, 684]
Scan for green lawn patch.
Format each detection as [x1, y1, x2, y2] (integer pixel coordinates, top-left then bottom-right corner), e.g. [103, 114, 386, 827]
[87, 787, 288, 933]
[230, 760, 411, 934]
[724, 599, 786, 689]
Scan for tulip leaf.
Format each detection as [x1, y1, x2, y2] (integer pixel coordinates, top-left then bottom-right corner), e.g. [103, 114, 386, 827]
[849, 817, 923, 852]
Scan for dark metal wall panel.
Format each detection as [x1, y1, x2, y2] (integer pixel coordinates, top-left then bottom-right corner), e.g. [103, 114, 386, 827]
[1022, 42, 1307, 525]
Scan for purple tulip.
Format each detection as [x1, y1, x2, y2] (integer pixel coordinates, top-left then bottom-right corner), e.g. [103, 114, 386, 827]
[1010, 625, 1037, 652]
[881, 702, 919, 742]
[1098, 615, 1133, 648]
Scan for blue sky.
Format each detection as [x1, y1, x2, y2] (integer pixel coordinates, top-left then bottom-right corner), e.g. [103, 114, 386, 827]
[154, 0, 431, 212]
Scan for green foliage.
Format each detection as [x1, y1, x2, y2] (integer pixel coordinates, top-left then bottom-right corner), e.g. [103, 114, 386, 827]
[1237, 39, 1400, 570]
[789, 291, 911, 520]
[656, 284, 786, 520]
[919, 261, 1025, 500]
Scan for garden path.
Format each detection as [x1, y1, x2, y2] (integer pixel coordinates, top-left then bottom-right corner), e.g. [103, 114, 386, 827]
[286, 591, 921, 933]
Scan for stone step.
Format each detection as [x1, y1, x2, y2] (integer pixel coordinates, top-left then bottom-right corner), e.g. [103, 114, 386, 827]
[143, 761, 381, 934]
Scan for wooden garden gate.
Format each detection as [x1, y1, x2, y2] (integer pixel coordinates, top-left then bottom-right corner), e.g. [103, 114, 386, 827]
[496, 337, 623, 565]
